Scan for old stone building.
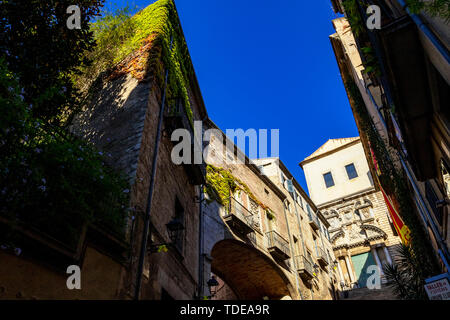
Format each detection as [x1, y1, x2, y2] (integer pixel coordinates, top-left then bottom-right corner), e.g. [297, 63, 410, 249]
[1, 0, 206, 300]
[301, 137, 401, 299]
[329, 0, 449, 278]
[253, 157, 340, 300]
[0, 0, 342, 301]
[197, 120, 339, 300]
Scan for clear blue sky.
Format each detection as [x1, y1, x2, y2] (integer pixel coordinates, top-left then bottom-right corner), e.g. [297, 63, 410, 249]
[102, 0, 359, 193]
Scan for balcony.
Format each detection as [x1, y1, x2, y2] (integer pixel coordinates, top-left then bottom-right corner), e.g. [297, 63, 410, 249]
[164, 98, 205, 185]
[266, 230, 290, 261]
[295, 255, 314, 280]
[316, 247, 329, 267]
[308, 213, 319, 230]
[223, 197, 258, 235]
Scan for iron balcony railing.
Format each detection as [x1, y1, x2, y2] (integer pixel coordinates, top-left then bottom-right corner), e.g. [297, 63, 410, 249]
[266, 230, 290, 260]
[316, 247, 329, 266]
[307, 212, 319, 230]
[295, 255, 314, 279]
[224, 197, 259, 234]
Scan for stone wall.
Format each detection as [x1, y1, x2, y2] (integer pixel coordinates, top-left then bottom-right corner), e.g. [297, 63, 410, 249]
[199, 125, 338, 300]
[252, 158, 339, 300]
[71, 45, 203, 299]
[320, 189, 402, 299]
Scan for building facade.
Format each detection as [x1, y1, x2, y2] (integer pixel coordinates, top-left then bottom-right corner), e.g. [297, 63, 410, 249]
[328, 0, 449, 281]
[301, 137, 401, 299]
[198, 121, 339, 300]
[1, 0, 206, 300]
[253, 157, 340, 300]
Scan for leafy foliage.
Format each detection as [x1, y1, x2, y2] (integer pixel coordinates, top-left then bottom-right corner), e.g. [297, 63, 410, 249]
[205, 165, 238, 207]
[342, 0, 365, 37]
[406, 0, 450, 22]
[383, 244, 433, 299]
[205, 165, 272, 213]
[0, 57, 129, 247]
[361, 46, 381, 77]
[0, 0, 104, 125]
[77, 0, 194, 124]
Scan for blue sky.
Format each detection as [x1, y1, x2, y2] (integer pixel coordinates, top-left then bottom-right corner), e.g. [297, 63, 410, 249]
[102, 0, 359, 193]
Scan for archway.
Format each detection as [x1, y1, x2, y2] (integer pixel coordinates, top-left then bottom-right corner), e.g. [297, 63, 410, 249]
[210, 239, 295, 300]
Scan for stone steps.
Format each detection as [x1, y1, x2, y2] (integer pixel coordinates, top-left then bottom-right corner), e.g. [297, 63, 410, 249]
[340, 285, 397, 300]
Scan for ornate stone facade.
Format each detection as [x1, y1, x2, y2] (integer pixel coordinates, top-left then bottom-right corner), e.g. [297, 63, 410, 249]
[302, 138, 401, 299]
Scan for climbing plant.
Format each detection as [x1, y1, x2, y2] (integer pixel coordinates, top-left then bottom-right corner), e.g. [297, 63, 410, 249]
[77, 0, 194, 124]
[0, 0, 104, 125]
[205, 165, 272, 213]
[345, 79, 440, 276]
[406, 0, 450, 22]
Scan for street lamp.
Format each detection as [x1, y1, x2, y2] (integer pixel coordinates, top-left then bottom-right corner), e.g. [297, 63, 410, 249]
[207, 276, 219, 298]
[166, 218, 184, 243]
[148, 218, 184, 253]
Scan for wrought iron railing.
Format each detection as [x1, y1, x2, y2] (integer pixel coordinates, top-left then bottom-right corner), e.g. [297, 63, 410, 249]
[295, 255, 314, 275]
[317, 247, 329, 265]
[308, 212, 319, 229]
[226, 197, 259, 231]
[266, 230, 290, 258]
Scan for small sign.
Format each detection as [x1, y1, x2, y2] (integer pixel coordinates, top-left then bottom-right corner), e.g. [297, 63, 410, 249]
[424, 276, 450, 300]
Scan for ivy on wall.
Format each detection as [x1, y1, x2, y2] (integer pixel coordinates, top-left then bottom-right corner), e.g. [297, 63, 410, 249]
[78, 0, 194, 124]
[205, 165, 273, 214]
[405, 0, 450, 22]
[345, 79, 440, 276]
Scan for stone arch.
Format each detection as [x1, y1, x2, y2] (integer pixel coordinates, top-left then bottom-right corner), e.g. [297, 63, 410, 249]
[360, 224, 387, 240]
[330, 230, 345, 244]
[210, 239, 296, 300]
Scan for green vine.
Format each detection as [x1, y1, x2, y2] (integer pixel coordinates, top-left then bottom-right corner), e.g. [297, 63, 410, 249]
[342, 0, 366, 38]
[266, 210, 276, 221]
[205, 165, 272, 213]
[406, 0, 450, 23]
[79, 0, 194, 124]
[345, 79, 440, 275]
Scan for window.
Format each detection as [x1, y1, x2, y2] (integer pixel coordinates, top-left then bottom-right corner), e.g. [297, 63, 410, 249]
[280, 173, 286, 186]
[284, 200, 291, 213]
[313, 235, 319, 257]
[345, 163, 358, 180]
[367, 171, 374, 186]
[323, 172, 335, 188]
[297, 194, 303, 208]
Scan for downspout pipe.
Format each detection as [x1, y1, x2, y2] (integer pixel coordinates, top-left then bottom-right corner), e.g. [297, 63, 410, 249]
[134, 36, 174, 300]
[289, 183, 308, 300]
[282, 194, 303, 300]
[197, 114, 208, 299]
[396, 0, 450, 64]
[197, 184, 204, 299]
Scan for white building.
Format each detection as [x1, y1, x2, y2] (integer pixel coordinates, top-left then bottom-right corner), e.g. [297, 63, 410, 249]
[301, 137, 402, 299]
